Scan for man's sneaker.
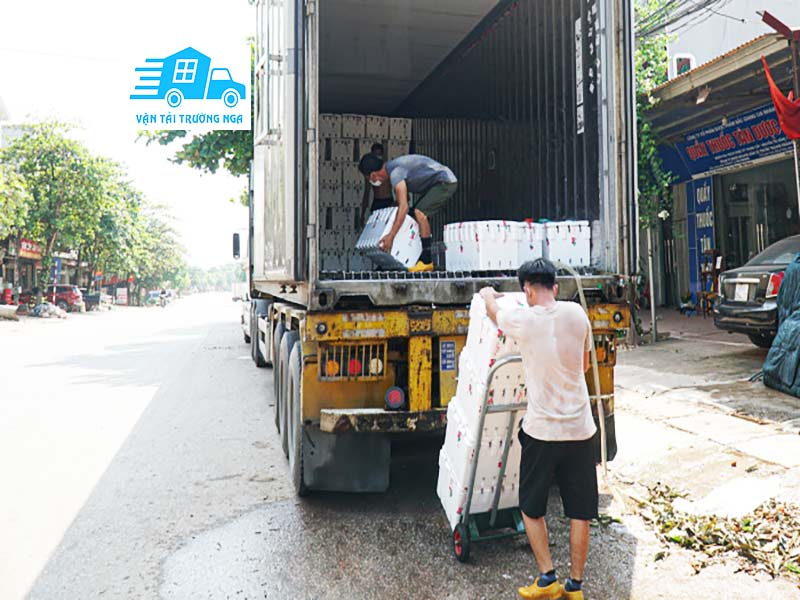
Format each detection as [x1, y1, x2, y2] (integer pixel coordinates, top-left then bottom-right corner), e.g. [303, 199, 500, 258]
[518, 579, 564, 599]
[408, 260, 434, 272]
[563, 590, 583, 600]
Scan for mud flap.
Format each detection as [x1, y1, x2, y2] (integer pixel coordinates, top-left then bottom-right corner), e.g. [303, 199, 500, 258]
[302, 425, 391, 492]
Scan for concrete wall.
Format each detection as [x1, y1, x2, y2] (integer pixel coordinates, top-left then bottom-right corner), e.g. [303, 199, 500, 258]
[667, 0, 796, 72]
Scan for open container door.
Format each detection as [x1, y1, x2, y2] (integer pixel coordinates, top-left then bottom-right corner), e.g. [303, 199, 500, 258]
[254, 0, 307, 284]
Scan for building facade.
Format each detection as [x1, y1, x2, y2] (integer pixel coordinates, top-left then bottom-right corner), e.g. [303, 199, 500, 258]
[649, 34, 798, 305]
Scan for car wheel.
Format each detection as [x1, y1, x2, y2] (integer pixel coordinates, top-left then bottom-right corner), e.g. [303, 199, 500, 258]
[748, 334, 774, 349]
[56, 300, 69, 312]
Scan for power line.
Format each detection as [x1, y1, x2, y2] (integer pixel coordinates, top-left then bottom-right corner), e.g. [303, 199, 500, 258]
[637, 0, 730, 38]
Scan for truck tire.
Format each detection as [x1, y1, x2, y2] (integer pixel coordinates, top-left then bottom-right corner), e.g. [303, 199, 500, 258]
[279, 330, 299, 458]
[252, 300, 270, 368]
[287, 341, 308, 496]
[272, 321, 287, 432]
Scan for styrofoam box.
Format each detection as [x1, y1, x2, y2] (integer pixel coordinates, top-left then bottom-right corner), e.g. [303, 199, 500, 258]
[341, 227, 360, 252]
[320, 162, 343, 188]
[319, 229, 342, 252]
[437, 448, 520, 530]
[455, 353, 527, 418]
[319, 183, 342, 208]
[475, 221, 519, 270]
[388, 117, 412, 141]
[341, 114, 366, 139]
[544, 220, 591, 267]
[321, 250, 347, 272]
[387, 140, 410, 159]
[319, 114, 342, 138]
[516, 222, 545, 264]
[356, 207, 422, 270]
[331, 206, 354, 230]
[366, 115, 389, 139]
[342, 163, 363, 188]
[442, 399, 522, 483]
[444, 222, 479, 272]
[341, 188, 362, 211]
[331, 139, 355, 162]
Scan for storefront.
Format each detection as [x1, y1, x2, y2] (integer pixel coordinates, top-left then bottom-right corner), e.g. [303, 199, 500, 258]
[16, 237, 43, 292]
[647, 34, 799, 305]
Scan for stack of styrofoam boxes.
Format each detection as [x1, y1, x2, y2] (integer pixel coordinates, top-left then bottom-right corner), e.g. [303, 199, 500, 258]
[318, 114, 360, 271]
[387, 117, 412, 159]
[443, 220, 582, 272]
[437, 293, 529, 529]
[356, 207, 422, 270]
[543, 220, 591, 267]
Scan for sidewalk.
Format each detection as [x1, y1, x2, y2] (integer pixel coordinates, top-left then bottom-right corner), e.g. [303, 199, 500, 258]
[603, 307, 800, 596]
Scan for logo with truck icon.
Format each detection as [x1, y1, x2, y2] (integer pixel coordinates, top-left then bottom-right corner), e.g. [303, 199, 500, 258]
[130, 47, 246, 108]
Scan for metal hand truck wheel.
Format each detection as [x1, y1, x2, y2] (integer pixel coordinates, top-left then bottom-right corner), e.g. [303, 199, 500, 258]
[452, 355, 527, 563]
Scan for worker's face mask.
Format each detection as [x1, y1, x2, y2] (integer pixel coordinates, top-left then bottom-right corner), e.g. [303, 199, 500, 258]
[370, 178, 382, 188]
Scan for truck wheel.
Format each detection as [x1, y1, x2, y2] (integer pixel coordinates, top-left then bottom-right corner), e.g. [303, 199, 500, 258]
[453, 523, 470, 563]
[243, 326, 251, 344]
[287, 342, 308, 496]
[279, 330, 299, 458]
[254, 323, 268, 368]
[272, 321, 287, 432]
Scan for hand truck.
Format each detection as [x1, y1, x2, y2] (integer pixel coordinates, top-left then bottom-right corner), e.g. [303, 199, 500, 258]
[451, 355, 527, 563]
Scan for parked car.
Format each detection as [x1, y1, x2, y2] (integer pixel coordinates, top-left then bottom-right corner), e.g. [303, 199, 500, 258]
[714, 234, 800, 348]
[79, 288, 113, 311]
[19, 285, 85, 313]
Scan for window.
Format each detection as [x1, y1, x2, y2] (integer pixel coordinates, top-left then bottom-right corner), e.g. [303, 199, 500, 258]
[173, 59, 198, 84]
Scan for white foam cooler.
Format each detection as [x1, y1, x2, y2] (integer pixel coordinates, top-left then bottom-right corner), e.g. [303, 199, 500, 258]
[516, 222, 545, 263]
[355, 207, 422, 270]
[544, 220, 591, 267]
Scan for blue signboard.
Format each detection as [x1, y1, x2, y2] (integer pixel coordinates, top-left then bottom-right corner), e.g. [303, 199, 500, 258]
[440, 341, 456, 372]
[50, 258, 62, 285]
[659, 104, 793, 183]
[685, 178, 714, 300]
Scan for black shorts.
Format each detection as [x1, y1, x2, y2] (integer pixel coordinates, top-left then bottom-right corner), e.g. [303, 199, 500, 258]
[517, 429, 598, 521]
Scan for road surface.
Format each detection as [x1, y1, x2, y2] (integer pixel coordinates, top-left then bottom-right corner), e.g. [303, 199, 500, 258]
[2, 293, 797, 599]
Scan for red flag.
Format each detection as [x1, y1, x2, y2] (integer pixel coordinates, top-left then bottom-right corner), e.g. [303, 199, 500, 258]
[762, 56, 800, 140]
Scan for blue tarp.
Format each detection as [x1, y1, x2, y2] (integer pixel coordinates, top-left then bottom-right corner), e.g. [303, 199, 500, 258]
[763, 254, 800, 397]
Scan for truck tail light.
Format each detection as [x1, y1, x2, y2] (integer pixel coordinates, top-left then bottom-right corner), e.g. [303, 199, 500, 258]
[385, 387, 405, 411]
[766, 272, 784, 299]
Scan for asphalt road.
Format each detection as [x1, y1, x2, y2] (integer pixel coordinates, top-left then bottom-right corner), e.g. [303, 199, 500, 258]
[0, 294, 675, 599]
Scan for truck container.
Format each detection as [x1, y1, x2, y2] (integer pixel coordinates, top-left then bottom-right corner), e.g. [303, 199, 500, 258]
[245, 0, 636, 495]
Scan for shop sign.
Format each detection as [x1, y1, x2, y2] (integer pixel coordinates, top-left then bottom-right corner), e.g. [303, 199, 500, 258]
[659, 104, 794, 182]
[18, 238, 43, 260]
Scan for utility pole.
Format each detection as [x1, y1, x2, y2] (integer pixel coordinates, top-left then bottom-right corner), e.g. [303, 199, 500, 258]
[761, 10, 800, 218]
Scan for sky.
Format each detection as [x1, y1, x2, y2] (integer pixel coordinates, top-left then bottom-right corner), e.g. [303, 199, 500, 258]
[0, 0, 254, 268]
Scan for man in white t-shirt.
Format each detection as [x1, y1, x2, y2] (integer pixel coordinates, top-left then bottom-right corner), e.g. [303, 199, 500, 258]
[480, 258, 595, 600]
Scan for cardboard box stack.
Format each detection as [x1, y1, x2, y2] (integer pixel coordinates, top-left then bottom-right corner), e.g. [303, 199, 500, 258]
[318, 113, 414, 272]
[437, 292, 529, 529]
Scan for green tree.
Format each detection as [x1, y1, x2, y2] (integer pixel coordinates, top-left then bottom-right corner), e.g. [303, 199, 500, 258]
[1, 122, 114, 275]
[0, 163, 30, 240]
[636, 0, 675, 229]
